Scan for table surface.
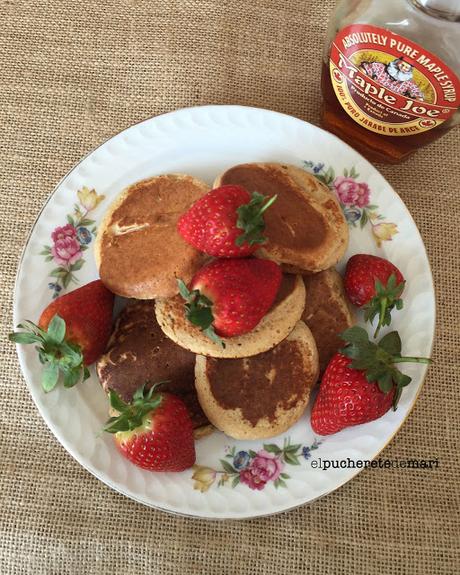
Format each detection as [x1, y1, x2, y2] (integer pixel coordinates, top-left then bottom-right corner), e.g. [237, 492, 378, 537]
[1, 1, 459, 574]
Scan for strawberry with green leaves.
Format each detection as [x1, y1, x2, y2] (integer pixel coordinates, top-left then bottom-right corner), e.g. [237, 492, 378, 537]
[311, 326, 431, 435]
[344, 254, 405, 337]
[9, 280, 114, 392]
[177, 185, 277, 257]
[178, 257, 282, 344]
[104, 384, 196, 472]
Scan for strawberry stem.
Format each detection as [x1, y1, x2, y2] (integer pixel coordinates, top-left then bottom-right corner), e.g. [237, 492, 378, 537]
[364, 274, 405, 338]
[392, 356, 432, 364]
[258, 194, 277, 215]
[373, 296, 387, 338]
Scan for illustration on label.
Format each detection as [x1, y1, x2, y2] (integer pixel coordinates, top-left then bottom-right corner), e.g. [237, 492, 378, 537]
[329, 25, 460, 136]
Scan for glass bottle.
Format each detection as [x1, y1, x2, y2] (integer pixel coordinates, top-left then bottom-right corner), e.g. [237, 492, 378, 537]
[320, 0, 460, 163]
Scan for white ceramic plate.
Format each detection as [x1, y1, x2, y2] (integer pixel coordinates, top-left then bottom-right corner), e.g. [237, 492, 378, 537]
[13, 105, 435, 518]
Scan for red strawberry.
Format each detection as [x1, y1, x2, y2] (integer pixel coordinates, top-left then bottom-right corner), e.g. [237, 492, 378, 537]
[177, 185, 277, 257]
[344, 254, 405, 337]
[9, 280, 114, 392]
[104, 385, 195, 472]
[311, 353, 395, 435]
[311, 327, 431, 435]
[38, 280, 114, 364]
[178, 258, 282, 342]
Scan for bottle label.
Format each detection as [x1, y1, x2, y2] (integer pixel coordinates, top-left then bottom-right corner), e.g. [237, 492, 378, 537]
[329, 24, 460, 136]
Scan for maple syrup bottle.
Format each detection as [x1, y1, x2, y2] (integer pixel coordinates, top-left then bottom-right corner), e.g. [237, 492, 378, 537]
[321, 0, 460, 163]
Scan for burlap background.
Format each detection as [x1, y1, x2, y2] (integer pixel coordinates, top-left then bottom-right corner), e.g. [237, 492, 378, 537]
[1, 1, 459, 573]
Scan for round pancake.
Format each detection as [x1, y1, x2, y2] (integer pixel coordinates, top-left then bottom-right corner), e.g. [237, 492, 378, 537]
[94, 174, 209, 299]
[302, 268, 355, 373]
[214, 163, 348, 272]
[195, 321, 319, 440]
[96, 300, 211, 432]
[155, 273, 306, 358]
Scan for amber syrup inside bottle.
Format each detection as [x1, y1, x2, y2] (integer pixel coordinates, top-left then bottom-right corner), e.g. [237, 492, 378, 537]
[320, 0, 460, 163]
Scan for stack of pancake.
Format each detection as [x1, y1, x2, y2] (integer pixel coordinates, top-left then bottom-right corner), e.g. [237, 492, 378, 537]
[95, 164, 354, 441]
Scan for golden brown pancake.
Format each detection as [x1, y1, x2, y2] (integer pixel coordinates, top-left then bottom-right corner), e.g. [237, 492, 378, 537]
[214, 163, 348, 272]
[155, 273, 306, 358]
[195, 321, 319, 439]
[94, 174, 209, 299]
[302, 268, 355, 373]
[96, 300, 210, 431]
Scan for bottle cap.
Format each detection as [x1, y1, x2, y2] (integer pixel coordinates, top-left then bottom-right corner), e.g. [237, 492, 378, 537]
[413, 0, 460, 19]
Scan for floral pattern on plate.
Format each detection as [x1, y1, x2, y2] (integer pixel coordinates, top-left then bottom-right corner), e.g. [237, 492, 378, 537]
[13, 106, 435, 518]
[39, 187, 105, 298]
[192, 438, 321, 492]
[303, 161, 398, 247]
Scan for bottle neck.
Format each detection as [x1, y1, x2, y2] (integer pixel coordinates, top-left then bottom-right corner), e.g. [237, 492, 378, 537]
[409, 0, 460, 21]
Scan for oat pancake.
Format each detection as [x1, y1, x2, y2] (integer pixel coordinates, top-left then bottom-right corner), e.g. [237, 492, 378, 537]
[302, 268, 355, 372]
[96, 300, 210, 432]
[214, 163, 348, 272]
[155, 273, 306, 358]
[195, 321, 319, 439]
[95, 174, 209, 299]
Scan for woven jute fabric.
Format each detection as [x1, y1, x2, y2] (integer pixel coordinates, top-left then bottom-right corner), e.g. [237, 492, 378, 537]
[1, 1, 459, 573]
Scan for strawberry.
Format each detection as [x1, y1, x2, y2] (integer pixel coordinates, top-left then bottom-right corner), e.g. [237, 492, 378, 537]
[178, 257, 282, 343]
[344, 254, 405, 337]
[311, 354, 396, 435]
[311, 326, 431, 435]
[177, 185, 277, 257]
[9, 280, 114, 392]
[103, 384, 195, 472]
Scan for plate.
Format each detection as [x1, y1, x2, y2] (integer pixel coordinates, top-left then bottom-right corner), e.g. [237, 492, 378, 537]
[13, 105, 435, 518]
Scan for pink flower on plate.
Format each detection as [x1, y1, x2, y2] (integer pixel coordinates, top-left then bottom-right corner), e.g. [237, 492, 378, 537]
[239, 468, 266, 490]
[51, 223, 77, 242]
[239, 450, 284, 490]
[51, 236, 82, 266]
[334, 176, 370, 208]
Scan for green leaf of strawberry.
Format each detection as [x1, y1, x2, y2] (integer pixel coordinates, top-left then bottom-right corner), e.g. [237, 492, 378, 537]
[344, 255, 406, 338]
[47, 314, 66, 344]
[9, 331, 42, 344]
[42, 363, 60, 393]
[312, 330, 432, 435]
[177, 185, 277, 258]
[363, 274, 405, 337]
[378, 331, 402, 356]
[177, 279, 224, 347]
[235, 191, 277, 247]
[9, 314, 88, 392]
[63, 367, 82, 389]
[178, 258, 282, 343]
[339, 326, 431, 409]
[103, 384, 196, 472]
[10, 280, 114, 391]
[104, 384, 165, 434]
[109, 388, 130, 413]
